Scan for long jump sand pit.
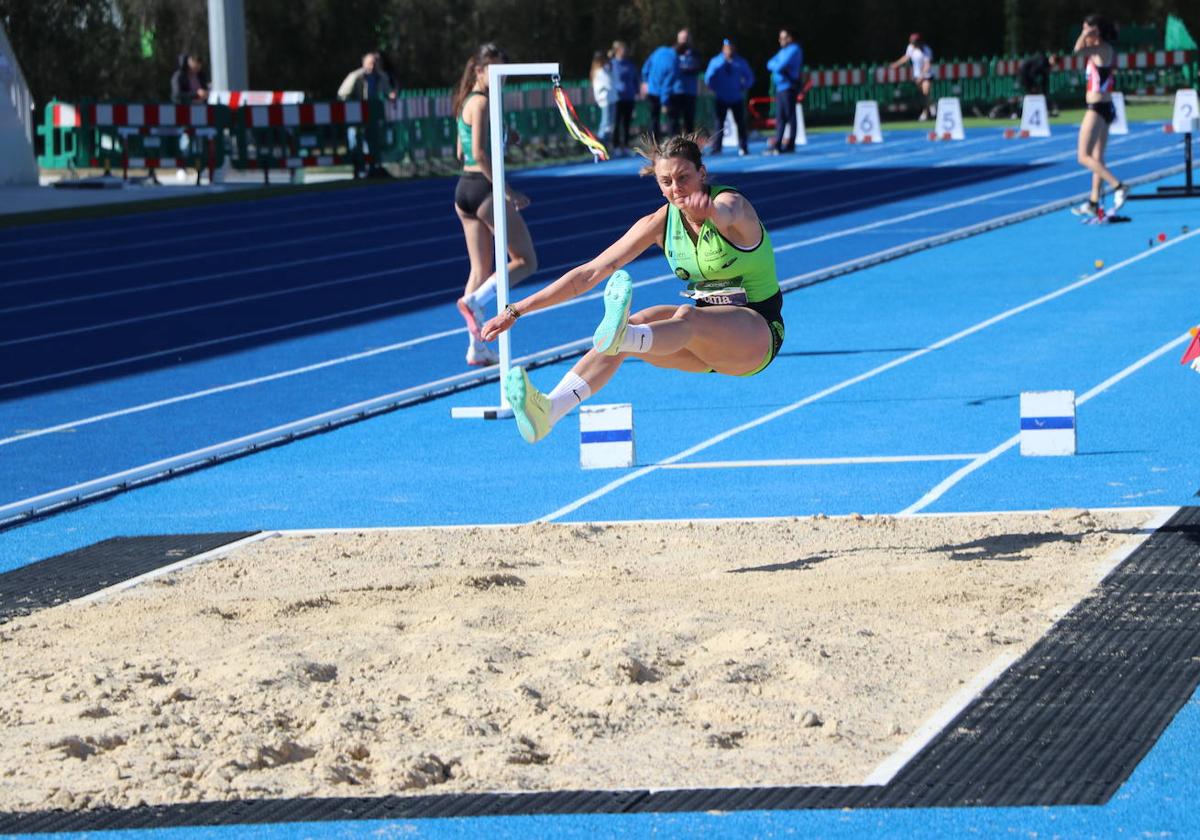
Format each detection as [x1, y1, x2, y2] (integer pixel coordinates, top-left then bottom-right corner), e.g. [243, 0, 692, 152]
[0, 508, 1154, 811]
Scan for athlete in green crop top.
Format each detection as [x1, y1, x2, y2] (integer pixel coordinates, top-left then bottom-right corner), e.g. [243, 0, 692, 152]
[452, 43, 538, 369]
[480, 132, 787, 445]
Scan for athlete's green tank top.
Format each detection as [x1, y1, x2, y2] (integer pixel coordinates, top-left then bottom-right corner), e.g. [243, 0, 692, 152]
[457, 91, 485, 167]
[664, 185, 780, 304]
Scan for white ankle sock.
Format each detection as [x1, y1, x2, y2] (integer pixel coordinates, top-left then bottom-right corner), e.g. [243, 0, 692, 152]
[618, 324, 654, 354]
[468, 275, 498, 307]
[547, 372, 592, 424]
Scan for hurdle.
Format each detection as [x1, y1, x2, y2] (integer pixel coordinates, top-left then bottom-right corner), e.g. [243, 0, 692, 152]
[1129, 90, 1199, 200]
[451, 62, 561, 421]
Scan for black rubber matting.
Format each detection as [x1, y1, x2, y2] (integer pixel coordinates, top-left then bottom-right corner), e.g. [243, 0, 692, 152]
[0, 532, 258, 623]
[2, 509, 1199, 832]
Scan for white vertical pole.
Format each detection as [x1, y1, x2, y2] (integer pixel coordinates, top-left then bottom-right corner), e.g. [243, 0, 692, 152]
[451, 63, 558, 420]
[487, 65, 511, 409]
[207, 0, 248, 91]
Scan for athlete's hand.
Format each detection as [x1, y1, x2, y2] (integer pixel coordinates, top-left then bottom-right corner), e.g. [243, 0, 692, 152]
[679, 189, 714, 221]
[481, 308, 517, 342]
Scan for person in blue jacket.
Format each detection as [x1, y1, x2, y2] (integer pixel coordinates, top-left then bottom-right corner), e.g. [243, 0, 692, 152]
[667, 28, 703, 135]
[765, 27, 803, 154]
[610, 41, 639, 154]
[642, 42, 678, 140]
[704, 38, 754, 155]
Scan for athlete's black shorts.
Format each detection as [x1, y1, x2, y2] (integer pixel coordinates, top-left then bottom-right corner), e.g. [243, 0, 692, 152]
[1088, 101, 1117, 125]
[696, 290, 786, 375]
[454, 171, 491, 214]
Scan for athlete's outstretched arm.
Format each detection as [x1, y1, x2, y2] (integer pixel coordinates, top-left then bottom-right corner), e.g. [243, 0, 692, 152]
[480, 207, 665, 340]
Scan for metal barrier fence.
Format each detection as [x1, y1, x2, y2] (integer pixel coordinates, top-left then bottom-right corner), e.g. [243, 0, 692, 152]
[34, 52, 1197, 177]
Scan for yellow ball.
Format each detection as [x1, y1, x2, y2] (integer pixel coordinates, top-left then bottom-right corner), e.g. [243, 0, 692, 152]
[1094, 259, 1104, 269]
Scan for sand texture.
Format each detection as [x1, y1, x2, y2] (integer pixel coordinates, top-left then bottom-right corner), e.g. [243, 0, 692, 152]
[0, 508, 1151, 811]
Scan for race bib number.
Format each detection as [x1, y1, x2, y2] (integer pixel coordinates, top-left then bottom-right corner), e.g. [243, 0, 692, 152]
[681, 282, 748, 306]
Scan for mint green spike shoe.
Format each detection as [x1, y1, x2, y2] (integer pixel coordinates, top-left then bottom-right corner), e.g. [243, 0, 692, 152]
[592, 270, 633, 355]
[505, 366, 553, 444]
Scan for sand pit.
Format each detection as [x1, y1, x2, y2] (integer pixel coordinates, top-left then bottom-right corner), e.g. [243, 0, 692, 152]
[0, 508, 1153, 812]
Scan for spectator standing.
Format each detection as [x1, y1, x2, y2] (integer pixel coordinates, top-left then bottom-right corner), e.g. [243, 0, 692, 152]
[891, 33, 934, 120]
[667, 28, 703, 135]
[765, 28, 803, 154]
[610, 41, 639, 154]
[170, 53, 208, 104]
[338, 51, 395, 103]
[642, 42, 678, 140]
[704, 38, 754, 155]
[338, 51, 395, 176]
[590, 51, 616, 151]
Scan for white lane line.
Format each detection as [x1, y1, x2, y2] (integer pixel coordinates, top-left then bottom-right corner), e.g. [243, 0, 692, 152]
[659, 454, 983, 469]
[537, 228, 1200, 523]
[0, 177, 654, 268]
[898, 329, 1196, 516]
[772, 144, 1177, 255]
[70, 532, 277, 605]
[0, 336, 596, 523]
[863, 505, 1178, 786]
[836, 135, 999, 170]
[0, 271, 669, 441]
[0, 266, 667, 393]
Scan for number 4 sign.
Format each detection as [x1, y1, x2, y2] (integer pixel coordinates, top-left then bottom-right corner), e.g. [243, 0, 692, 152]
[1019, 95, 1051, 137]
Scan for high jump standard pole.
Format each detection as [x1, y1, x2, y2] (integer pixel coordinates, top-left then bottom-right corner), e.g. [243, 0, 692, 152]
[452, 62, 559, 420]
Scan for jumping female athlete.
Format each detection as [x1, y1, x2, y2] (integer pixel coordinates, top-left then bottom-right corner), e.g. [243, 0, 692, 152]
[452, 43, 538, 366]
[1071, 15, 1129, 218]
[479, 133, 786, 444]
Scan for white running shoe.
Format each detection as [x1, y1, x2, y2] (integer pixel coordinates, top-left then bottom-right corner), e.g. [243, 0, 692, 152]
[465, 341, 498, 367]
[1113, 184, 1128, 212]
[457, 296, 487, 341]
[1071, 200, 1099, 217]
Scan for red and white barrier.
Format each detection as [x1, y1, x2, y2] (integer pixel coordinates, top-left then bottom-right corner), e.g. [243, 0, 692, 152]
[208, 90, 304, 107]
[243, 101, 368, 128]
[85, 103, 219, 128]
[994, 50, 1195, 74]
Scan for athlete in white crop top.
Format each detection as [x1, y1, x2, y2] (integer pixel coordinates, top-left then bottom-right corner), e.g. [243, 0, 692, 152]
[1071, 15, 1129, 218]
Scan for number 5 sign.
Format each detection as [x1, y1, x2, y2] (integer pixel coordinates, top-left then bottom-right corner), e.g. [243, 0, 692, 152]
[933, 97, 965, 140]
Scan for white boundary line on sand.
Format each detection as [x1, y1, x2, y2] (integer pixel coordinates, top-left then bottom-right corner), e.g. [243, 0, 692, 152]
[69, 531, 276, 606]
[265, 504, 1176, 535]
[863, 505, 1179, 786]
[539, 228, 1200, 523]
[899, 330, 1195, 515]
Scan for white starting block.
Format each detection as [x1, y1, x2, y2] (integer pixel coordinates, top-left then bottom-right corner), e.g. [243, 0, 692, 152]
[1019, 391, 1076, 456]
[580, 404, 635, 469]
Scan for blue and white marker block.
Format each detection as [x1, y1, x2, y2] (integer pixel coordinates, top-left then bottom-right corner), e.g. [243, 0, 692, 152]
[580, 403, 635, 469]
[1019, 391, 1076, 456]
